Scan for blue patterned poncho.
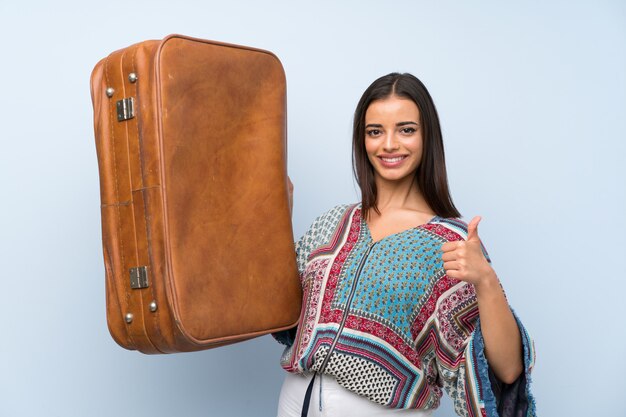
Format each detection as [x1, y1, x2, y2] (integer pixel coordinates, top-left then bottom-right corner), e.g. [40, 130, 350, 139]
[274, 203, 536, 417]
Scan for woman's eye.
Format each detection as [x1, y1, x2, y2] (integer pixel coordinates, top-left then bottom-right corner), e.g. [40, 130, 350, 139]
[366, 129, 381, 137]
[401, 127, 416, 134]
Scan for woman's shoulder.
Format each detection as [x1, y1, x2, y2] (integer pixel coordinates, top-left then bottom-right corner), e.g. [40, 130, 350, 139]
[317, 202, 358, 220]
[430, 215, 471, 239]
[295, 203, 358, 260]
[434, 215, 468, 227]
[307, 202, 358, 232]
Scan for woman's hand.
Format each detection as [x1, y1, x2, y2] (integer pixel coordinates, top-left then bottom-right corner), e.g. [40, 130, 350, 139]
[440, 216, 496, 287]
[287, 176, 294, 216]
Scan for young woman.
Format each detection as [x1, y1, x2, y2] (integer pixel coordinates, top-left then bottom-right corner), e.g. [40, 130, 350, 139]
[274, 73, 536, 417]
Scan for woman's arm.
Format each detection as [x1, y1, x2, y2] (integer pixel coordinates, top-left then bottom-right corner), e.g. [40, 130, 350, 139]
[441, 216, 523, 384]
[472, 269, 523, 383]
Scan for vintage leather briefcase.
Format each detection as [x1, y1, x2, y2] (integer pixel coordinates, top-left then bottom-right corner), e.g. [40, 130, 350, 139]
[90, 34, 301, 354]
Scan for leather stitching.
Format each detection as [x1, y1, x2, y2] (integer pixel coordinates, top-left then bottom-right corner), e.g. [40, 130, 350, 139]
[105, 53, 133, 348]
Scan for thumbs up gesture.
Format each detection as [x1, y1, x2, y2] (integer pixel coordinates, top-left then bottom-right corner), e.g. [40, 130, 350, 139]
[441, 216, 496, 286]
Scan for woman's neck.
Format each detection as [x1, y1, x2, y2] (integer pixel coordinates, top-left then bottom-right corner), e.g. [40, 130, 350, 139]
[373, 174, 430, 214]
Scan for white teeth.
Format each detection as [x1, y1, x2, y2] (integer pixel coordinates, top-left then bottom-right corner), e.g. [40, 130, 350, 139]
[381, 156, 405, 163]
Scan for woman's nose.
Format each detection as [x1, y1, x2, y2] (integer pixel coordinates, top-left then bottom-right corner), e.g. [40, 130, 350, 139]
[383, 133, 399, 151]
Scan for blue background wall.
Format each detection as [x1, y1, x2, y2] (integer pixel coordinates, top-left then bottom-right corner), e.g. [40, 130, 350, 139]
[0, 1, 624, 416]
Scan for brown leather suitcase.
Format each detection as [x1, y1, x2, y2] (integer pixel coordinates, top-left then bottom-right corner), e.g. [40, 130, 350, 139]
[90, 34, 301, 354]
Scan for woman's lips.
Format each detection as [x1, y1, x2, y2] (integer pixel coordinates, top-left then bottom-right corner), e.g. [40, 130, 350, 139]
[377, 155, 408, 168]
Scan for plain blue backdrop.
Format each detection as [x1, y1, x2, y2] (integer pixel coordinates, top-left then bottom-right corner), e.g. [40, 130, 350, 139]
[0, 1, 624, 416]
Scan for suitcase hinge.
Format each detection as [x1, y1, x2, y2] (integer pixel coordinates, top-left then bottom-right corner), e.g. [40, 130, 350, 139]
[129, 266, 149, 289]
[116, 97, 135, 122]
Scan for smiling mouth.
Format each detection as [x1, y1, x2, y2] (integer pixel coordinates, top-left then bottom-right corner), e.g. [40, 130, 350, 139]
[379, 156, 408, 163]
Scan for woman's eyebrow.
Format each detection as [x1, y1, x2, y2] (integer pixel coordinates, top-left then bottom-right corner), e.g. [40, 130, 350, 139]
[365, 121, 419, 128]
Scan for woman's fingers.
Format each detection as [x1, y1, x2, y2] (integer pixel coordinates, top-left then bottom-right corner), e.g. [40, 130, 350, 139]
[441, 240, 463, 253]
[443, 260, 461, 271]
[287, 175, 294, 214]
[440, 232, 491, 284]
[441, 251, 457, 262]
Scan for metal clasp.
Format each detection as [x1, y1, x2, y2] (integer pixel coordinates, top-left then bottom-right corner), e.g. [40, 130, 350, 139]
[129, 266, 149, 289]
[116, 97, 135, 121]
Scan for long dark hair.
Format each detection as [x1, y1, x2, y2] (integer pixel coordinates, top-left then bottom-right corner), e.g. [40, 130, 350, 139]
[352, 72, 461, 220]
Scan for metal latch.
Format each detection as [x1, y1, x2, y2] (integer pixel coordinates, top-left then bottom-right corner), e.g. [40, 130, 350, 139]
[129, 266, 149, 289]
[116, 97, 135, 122]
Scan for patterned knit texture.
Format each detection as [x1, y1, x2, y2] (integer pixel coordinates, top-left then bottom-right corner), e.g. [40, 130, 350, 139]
[274, 203, 536, 416]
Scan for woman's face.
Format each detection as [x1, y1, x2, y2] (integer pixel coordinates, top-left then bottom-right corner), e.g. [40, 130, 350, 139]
[364, 95, 423, 184]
